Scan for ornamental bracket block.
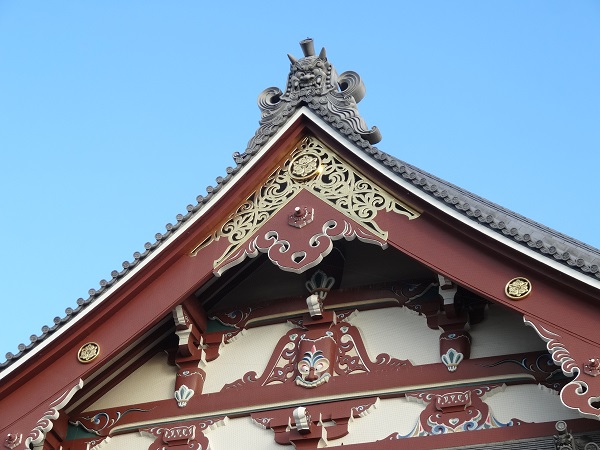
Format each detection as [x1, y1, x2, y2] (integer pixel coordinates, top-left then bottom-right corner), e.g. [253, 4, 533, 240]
[140, 419, 225, 450]
[172, 305, 206, 408]
[251, 398, 378, 449]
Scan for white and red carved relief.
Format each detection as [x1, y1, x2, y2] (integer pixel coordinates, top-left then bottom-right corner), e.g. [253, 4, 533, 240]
[213, 189, 389, 276]
[402, 385, 523, 436]
[250, 398, 378, 448]
[170, 302, 242, 408]
[140, 417, 226, 450]
[20, 379, 85, 450]
[61, 282, 593, 449]
[220, 312, 409, 392]
[60, 436, 110, 450]
[524, 315, 600, 420]
[171, 304, 206, 409]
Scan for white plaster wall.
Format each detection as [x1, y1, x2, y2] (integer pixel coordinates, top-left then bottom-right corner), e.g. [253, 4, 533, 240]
[336, 397, 425, 445]
[485, 384, 581, 423]
[349, 307, 441, 365]
[100, 432, 155, 450]
[203, 322, 292, 393]
[208, 416, 281, 450]
[87, 352, 177, 411]
[469, 304, 546, 358]
[351, 304, 546, 365]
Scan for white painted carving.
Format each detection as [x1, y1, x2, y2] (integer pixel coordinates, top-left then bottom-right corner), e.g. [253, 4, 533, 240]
[174, 384, 195, 407]
[441, 348, 464, 372]
[25, 379, 84, 448]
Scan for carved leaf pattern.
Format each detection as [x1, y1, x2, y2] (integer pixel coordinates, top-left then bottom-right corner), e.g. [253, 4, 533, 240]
[192, 137, 418, 269]
[336, 333, 370, 375]
[262, 341, 298, 386]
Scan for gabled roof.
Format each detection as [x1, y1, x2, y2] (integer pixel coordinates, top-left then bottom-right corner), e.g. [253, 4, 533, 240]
[2, 38, 599, 375]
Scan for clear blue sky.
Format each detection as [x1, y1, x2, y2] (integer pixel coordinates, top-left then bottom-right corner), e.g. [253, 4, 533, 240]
[1, 2, 599, 359]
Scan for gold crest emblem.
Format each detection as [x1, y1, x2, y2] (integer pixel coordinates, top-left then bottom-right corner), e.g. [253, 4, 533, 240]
[505, 277, 532, 300]
[77, 342, 100, 363]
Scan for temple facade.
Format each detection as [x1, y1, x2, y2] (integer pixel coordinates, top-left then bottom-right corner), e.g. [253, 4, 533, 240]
[2, 39, 600, 450]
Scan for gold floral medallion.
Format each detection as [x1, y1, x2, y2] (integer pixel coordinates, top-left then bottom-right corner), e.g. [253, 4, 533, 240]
[505, 277, 532, 300]
[289, 153, 321, 180]
[77, 342, 100, 363]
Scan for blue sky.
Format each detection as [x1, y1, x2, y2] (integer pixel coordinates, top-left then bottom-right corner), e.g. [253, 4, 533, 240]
[1, 2, 599, 359]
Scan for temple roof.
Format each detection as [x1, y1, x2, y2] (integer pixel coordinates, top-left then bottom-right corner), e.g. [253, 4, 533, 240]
[2, 38, 599, 372]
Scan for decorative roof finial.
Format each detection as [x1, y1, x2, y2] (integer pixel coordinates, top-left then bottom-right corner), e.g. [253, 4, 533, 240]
[299, 38, 315, 57]
[249, 39, 381, 153]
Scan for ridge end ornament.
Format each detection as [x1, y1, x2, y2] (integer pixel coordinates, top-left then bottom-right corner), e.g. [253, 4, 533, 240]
[505, 277, 532, 300]
[78, 342, 100, 363]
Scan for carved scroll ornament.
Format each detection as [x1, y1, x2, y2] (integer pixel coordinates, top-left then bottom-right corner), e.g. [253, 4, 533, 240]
[141, 417, 226, 450]
[221, 321, 409, 391]
[524, 316, 600, 420]
[389, 385, 524, 440]
[192, 136, 419, 275]
[25, 379, 84, 449]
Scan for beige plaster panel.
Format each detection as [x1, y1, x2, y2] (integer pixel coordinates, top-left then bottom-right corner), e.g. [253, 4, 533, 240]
[336, 397, 425, 445]
[470, 304, 546, 358]
[208, 416, 281, 450]
[99, 432, 154, 450]
[203, 322, 292, 393]
[485, 384, 582, 423]
[86, 352, 177, 411]
[349, 307, 441, 365]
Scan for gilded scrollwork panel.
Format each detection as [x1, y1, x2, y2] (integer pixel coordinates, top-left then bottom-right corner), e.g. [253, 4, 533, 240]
[191, 136, 419, 272]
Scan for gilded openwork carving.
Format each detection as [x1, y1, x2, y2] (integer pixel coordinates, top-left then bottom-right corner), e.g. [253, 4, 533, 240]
[191, 136, 419, 274]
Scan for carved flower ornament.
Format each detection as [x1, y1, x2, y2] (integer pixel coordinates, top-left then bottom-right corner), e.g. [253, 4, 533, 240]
[290, 154, 321, 180]
[77, 342, 100, 363]
[505, 277, 532, 300]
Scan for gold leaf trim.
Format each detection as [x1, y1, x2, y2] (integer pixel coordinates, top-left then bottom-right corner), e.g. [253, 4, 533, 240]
[505, 277, 532, 300]
[77, 342, 100, 363]
[191, 136, 420, 267]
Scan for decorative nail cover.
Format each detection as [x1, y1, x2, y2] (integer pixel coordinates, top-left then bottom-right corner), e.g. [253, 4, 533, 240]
[505, 277, 532, 300]
[77, 342, 100, 363]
